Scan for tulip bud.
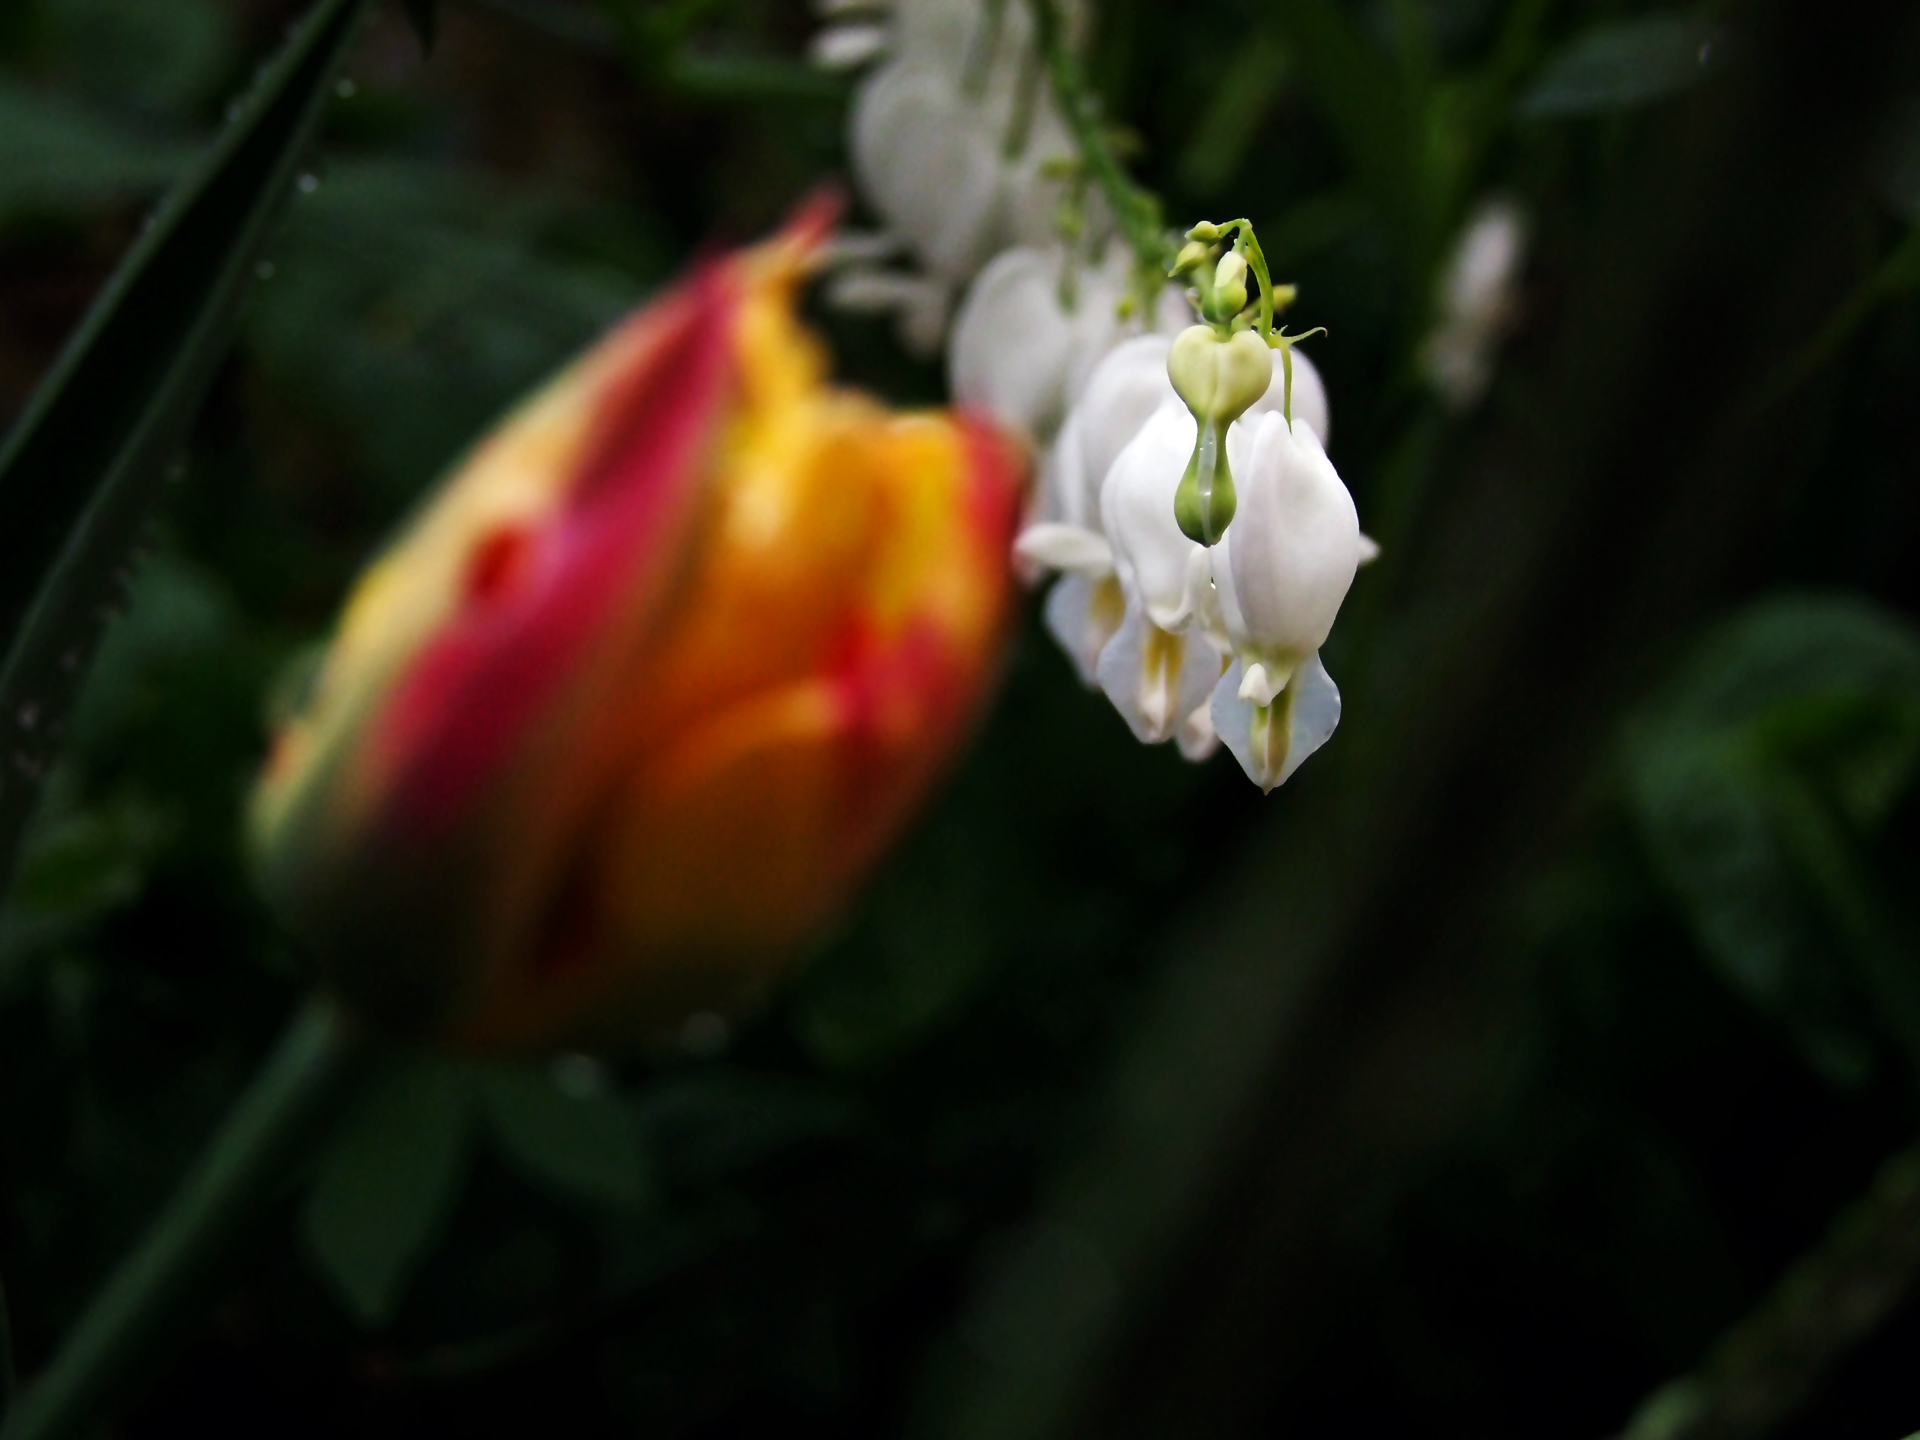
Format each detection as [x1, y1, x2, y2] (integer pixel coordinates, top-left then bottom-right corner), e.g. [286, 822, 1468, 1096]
[248, 206, 1025, 1052]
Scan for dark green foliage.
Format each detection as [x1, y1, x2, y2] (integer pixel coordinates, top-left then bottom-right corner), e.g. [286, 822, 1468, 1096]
[0, 0, 373, 897]
[4, 0, 1920, 1437]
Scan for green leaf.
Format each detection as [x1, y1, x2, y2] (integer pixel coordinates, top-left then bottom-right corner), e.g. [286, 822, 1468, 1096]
[1623, 595, 1920, 1084]
[303, 1057, 477, 1327]
[43, 0, 238, 119]
[481, 1066, 651, 1209]
[1256, 0, 1441, 280]
[1519, 15, 1722, 119]
[0, 80, 193, 219]
[0, 0, 374, 899]
[247, 157, 650, 503]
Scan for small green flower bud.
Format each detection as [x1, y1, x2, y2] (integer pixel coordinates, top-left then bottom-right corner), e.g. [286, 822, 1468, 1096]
[1167, 325, 1272, 426]
[1173, 416, 1236, 546]
[1186, 221, 1223, 243]
[1171, 239, 1212, 275]
[1211, 251, 1249, 319]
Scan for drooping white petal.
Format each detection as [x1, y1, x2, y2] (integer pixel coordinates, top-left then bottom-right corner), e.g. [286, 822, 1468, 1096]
[1210, 652, 1342, 792]
[1015, 522, 1112, 574]
[1100, 403, 1212, 632]
[809, 23, 889, 69]
[949, 248, 1082, 436]
[949, 246, 1180, 443]
[1043, 570, 1127, 685]
[1095, 603, 1224, 744]
[1177, 695, 1222, 761]
[1211, 412, 1361, 672]
[1042, 409, 1089, 528]
[850, 62, 1006, 279]
[822, 266, 952, 357]
[1067, 334, 1175, 516]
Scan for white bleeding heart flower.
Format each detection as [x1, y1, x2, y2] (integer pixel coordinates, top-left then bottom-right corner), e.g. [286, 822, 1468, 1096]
[1060, 334, 1180, 516]
[1086, 403, 1236, 742]
[1101, 403, 1215, 634]
[951, 248, 1193, 444]
[1206, 411, 1362, 789]
[1212, 412, 1361, 697]
[1012, 330, 1183, 682]
[851, 60, 1070, 285]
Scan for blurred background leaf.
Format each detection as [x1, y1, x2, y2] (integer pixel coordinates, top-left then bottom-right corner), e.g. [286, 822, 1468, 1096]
[2, 0, 1920, 1437]
[1518, 13, 1723, 119]
[304, 1056, 475, 1328]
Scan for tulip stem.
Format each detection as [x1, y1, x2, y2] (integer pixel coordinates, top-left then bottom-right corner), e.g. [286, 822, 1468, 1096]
[0, 1269, 15, 1426]
[0, 996, 373, 1440]
[1023, 0, 1172, 293]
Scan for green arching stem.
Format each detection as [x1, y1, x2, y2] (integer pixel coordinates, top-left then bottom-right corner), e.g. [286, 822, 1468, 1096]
[0, 996, 374, 1440]
[1207, 219, 1280, 342]
[1023, 0, 1171, 292]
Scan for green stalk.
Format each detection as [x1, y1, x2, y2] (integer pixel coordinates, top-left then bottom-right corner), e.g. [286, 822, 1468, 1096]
[1023, 0, 1170, 281]
[0, 997, 372, 1440]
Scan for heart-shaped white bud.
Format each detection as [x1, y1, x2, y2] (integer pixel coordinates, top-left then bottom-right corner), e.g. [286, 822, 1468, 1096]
[1166, 325, 1272, 425]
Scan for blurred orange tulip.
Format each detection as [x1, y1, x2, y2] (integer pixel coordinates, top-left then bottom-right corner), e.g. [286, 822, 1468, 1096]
[248, 201, 1026, 1052]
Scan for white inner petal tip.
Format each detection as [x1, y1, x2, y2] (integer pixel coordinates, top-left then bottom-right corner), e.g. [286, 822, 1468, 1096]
[1238, 659, 1291, 706]
[1015, 523, 1113, 575]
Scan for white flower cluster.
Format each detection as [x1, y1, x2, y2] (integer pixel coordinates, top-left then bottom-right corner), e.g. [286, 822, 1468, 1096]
[813, 0, 1089, 355]
[1017, 336, 1369, 790]
[816, 0, 1373, 792]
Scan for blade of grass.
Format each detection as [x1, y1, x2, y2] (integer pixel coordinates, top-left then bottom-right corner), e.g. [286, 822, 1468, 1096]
[0, 0, 376, 899]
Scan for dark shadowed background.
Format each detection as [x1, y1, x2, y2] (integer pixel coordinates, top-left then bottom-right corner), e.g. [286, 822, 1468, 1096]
[4, 0, 1920, 1436]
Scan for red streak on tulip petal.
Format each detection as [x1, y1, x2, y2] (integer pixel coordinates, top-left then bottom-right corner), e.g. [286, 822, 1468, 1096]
[375, 266, 736, 839]
[955, 410, 1026, 552]
[463, 523, 537, 605]
[831, 617, 960, 767]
